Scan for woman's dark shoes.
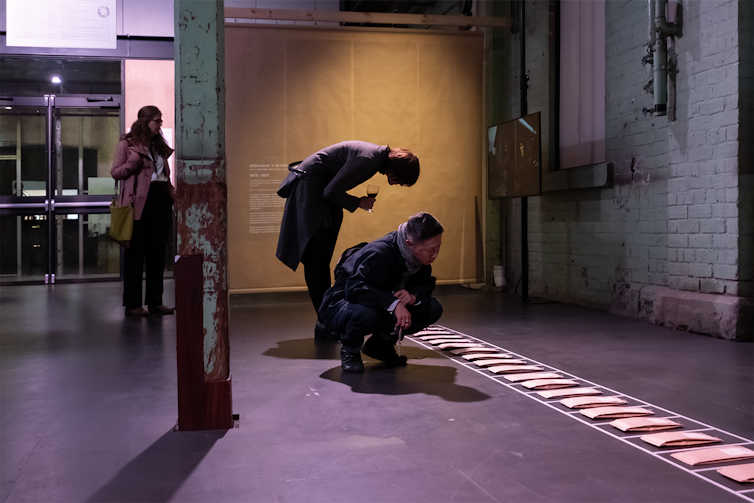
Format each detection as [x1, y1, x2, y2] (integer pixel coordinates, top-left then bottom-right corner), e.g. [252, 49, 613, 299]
[125, 307, 149, 317]
[340, 346, 365, 373]
[149, 305, 175, 315]
[362, 335, 408, 367]
[314, 321, 341, 341]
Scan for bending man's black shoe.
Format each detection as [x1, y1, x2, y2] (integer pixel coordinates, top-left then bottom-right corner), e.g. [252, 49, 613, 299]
[315, 321, 341, 341]
[363, 334, 408, 367]
[340, 346, 365, 373]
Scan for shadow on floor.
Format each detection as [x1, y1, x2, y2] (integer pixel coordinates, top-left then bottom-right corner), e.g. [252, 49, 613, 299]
[263, 338, 445, 361]
[320, 363, 491, 402]
[263, 338, 342, 360]
[84, 428, 226, 503]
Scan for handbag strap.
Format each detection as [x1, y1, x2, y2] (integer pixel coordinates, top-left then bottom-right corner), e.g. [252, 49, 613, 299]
[112, 170, 139, 205]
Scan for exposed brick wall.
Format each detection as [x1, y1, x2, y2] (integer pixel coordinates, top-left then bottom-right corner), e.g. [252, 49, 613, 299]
[667, 0, 746, 297]
[738, 0, 754, 309]
[486, 0, 751, 338]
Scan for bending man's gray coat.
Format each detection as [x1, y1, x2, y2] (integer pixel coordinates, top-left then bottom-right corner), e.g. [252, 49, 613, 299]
[276, 141, 390, 271]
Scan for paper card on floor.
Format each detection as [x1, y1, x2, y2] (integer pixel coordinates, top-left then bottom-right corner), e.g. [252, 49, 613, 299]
[504, 372, 563, 382]
[487, 364, 544, 374]
[580, 406, 653, 420]
[438, 342, 485, 350]
[473, 358, 527, 367]
[451, 347, 498, 355]
[412, 330, 454, 336]
[610, 417, 683, 432]
[671, 446, 754, 466]
[520, 378, 579, 390]
[428, 338, 475, 345]
[560, 396, 627, 409]
[717, 463, 754, 483]
[417, 334, 463, 340]
[537, 387, 602, 399]
[462, 353, 513, 361]
[640, 431, 723, 448]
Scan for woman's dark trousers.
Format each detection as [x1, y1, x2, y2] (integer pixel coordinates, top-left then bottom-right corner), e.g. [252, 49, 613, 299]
[123, 182, 173, 309]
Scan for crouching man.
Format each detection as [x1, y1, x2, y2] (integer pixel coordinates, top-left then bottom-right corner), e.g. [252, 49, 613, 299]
[318, 212, 444, 372]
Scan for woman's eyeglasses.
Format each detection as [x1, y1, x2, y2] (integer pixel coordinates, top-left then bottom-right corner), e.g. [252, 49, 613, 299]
[150, 119, 163, 125]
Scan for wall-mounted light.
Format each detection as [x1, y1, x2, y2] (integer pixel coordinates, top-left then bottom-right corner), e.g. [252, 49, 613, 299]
[51, 76, 61, 84]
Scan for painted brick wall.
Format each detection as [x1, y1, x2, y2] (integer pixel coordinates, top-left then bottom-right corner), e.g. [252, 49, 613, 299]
[487, 0, 751, 336]
[667, 0, 748, 297]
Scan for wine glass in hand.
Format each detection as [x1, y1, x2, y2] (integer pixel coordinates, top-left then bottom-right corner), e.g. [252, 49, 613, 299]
[366, 185, 379, 212]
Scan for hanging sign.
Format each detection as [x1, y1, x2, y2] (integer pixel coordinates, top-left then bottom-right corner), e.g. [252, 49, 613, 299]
[6, 0, 117, 49]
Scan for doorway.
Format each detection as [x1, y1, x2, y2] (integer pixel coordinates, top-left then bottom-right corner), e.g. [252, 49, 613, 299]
[0, 95, 122, 284]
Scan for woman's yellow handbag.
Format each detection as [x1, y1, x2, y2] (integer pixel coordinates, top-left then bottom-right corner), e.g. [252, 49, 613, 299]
[109, 179, 135, 247]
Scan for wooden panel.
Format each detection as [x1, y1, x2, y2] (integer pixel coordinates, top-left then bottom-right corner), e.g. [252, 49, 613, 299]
[175, 254, 233, 431]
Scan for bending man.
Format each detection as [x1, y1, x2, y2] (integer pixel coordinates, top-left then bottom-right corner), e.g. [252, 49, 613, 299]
[319, 212, 444, 372]
[276, 141, 420, 340]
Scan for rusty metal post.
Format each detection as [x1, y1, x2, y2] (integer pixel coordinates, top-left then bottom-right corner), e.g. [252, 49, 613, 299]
[174, 0, 231, 430]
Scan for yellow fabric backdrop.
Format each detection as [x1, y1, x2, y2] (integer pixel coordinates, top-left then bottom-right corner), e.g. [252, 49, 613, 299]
[225, 25, 483, 293]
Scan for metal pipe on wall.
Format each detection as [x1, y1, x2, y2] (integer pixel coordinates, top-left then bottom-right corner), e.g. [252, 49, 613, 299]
[653, 0, 668, 115]
[649, 0, 681, 117]
[519, 0, 529, 305]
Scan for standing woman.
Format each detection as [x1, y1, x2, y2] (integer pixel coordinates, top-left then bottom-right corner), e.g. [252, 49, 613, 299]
[111, 106, 175, 317]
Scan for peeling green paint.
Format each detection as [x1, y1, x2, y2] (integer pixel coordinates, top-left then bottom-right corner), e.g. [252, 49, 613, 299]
[176, 0, 229, 382]
[202, 261, 219, 373]
[182, 160, 216, 184]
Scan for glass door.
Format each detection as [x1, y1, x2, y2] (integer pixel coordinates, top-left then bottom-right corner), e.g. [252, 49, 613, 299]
[0, 95, 122, 284]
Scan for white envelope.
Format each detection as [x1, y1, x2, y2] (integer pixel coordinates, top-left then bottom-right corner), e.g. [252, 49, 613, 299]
[560, 396, 627, 409]
[717, 463, 754, 483]
[537, 387, 602, 399]
[451, 347, 498, 355]
[610, 417, 682, 432]
[504, 372, 563, 382]
[581, 406, 653, 420]
[487, 364, 544, 374]
[521, 379, 578, 390]
[473, 359, 527, 367]
[462, 353, 513, 361]
[640, 431, 722, 448]
[672, 446, 754, 466]
[438, 343, 485, 350]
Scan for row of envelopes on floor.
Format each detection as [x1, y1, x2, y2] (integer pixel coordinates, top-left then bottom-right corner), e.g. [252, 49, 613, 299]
[411, 328, 754, 485]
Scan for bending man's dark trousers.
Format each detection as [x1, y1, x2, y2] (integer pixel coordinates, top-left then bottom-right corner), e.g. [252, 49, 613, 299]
[300, 224, 339, 313]
[321, 298, 443, 350]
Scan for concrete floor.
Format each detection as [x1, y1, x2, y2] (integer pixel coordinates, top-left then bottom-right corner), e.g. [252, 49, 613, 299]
[1, 281, 752, 503]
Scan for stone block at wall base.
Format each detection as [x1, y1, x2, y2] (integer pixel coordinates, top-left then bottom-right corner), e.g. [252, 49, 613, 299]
[609, 284, 666, 322]
[649, 289, 753, 341]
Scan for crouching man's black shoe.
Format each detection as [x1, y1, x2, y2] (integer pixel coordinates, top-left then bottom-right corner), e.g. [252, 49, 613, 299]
[340, 346, 364, 373]
[363, 334, 408, 367]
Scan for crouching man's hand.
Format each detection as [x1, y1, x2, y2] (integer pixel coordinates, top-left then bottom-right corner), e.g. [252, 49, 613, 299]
[394, 303, 412, 330]
[393, 289, 416, 307]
